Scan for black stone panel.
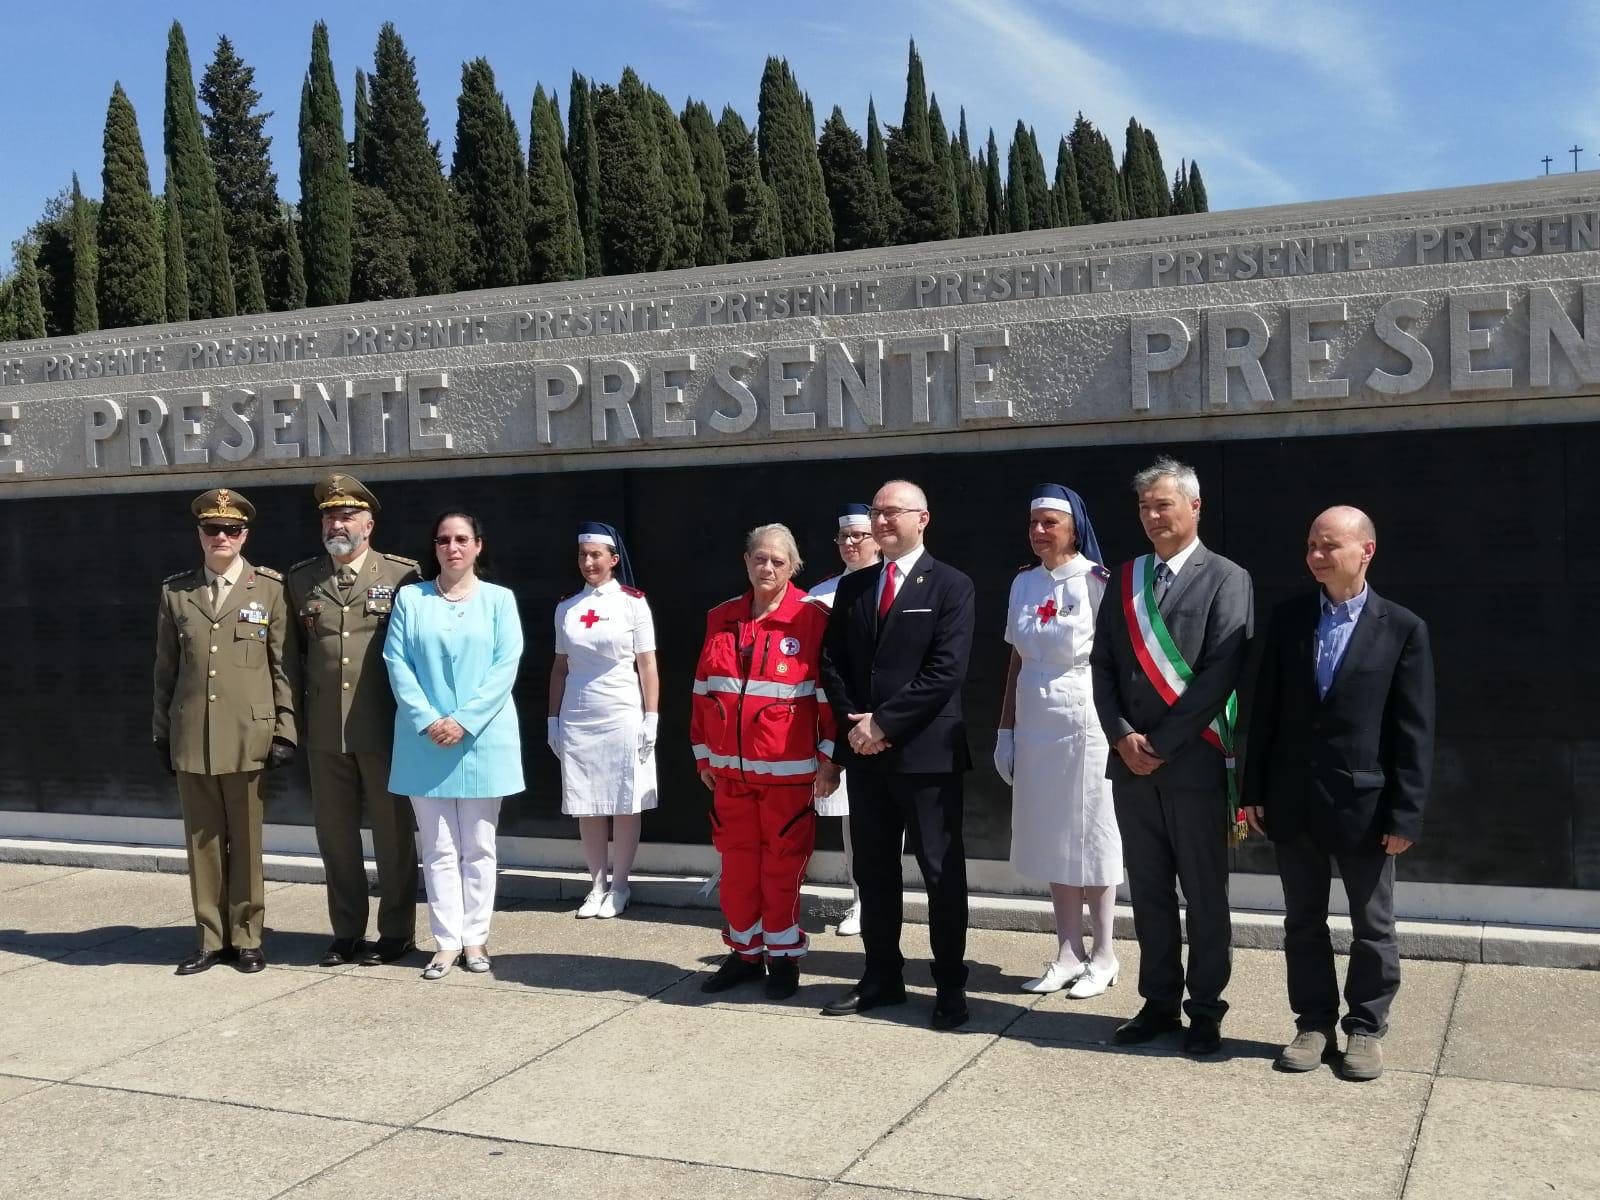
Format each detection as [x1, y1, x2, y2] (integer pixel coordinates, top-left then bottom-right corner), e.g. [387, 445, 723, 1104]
[0, 422, 1591, 888]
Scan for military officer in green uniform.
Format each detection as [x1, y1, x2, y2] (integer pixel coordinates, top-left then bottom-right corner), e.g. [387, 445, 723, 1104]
[287, 473, 422, 967]
[153, 488, 298, 975]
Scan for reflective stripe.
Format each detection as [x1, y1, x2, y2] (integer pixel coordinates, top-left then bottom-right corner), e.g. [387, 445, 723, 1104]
[815, 687, 829, 704]
[695, 747, 818, 777]
[765, 924, 808, 957]
[816, 740, 835, 759]
[693, 676, 815, 700]
[693, 675, 744, 696]
[695, 747, 740, 770]
[724, 919, 763, 946]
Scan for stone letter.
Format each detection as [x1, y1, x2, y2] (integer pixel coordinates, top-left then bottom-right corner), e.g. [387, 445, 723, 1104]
[1129, 315, 1192, 410]
[1449, 292, 1513, 391]
[173, 393, 211, 465]
[0, 404, 21, 474]
[889, 334, 950, 424]
[260, 383, 302, 460]
[588, 360, 641, 442]
[709, 350, 759, 434]
[1365, 297, 1434, 395]
[304, 382, 353, 457]
[1205, 310, 1273, 408]
[84, 398, 123, 468]
[216, 390, 256, 463]
[957, 329, 1012, 421]
[1288, 302, 1350, 400]
[823, 341, 884, 429]
[534, 363, 584, 445]
[406, 372, 453, 451]
[126, 395, 170, 467]
[767, 345, 817, 432]
[1529, 284, 1600, 386]
[648, 353, 697, 438]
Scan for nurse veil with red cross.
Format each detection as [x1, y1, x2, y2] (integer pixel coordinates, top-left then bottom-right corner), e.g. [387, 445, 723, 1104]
[549, 521, 661, 920]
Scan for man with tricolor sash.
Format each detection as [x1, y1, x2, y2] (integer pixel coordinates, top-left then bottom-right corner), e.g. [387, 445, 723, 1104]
[1090, 457, 1253, 1056]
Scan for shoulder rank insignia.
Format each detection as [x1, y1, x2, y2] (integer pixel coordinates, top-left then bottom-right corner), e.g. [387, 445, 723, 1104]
[288, 555, 322, 573]
[620, 584, 647, 598]
[1090, 564, 1112, 583]
[162, 568, 193, 585]
[252, 565, 284, 582]
[1016, 562, 1034, 574]
[382, 552, 420, 567]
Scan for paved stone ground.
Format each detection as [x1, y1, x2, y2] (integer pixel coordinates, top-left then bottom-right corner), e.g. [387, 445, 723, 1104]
[0, 862, 1595, 1199]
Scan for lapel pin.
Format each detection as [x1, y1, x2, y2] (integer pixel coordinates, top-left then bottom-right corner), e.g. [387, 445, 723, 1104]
[916, 575, 924, 584]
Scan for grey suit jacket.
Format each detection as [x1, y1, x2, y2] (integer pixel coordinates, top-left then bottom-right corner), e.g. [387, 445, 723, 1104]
[1089, 541, 1254, 788]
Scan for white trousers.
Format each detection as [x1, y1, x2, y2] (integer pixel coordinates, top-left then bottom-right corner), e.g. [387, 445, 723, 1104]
[410, 796, 501, 952]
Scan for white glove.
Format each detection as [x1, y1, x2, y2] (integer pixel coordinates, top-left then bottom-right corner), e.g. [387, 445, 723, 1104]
[546, 716, 562, 759]
[638, 712, 659, 762]
[993, 729, 1015, 785]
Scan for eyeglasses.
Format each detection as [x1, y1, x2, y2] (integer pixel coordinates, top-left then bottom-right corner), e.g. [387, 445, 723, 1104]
[835, 531, 875, 544]
[199, 524, 246, 538]
[434, 534, 476, 546]
[867, 507, 924, 522]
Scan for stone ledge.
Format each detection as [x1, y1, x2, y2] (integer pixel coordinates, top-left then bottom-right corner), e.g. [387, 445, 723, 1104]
[3, 836, 1595, 969]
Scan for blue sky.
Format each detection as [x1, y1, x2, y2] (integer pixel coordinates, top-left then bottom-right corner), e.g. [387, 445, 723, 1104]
[1, 0, 1592, 259]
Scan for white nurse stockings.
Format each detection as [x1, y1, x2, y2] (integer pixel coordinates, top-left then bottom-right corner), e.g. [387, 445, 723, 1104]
[578, 814, 644, 893]
[1049, 882, 1119, 972]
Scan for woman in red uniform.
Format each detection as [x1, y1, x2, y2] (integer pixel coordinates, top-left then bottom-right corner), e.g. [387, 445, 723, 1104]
[691, 523, 839, 1000]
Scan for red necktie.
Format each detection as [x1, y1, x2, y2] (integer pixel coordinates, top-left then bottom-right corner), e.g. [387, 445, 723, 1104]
[878, 560, 898, 620]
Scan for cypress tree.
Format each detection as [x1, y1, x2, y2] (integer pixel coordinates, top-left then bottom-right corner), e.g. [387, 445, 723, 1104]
[1143, 126, 1171, 216]
[199, 35, 281, 304]
[901, 40, 930, 158]
[886, 123, 946, 245]
[817, 106, 885, 252]
[926, 95, 959, 239]
[681, 99, 733, 265]
[19, 193, 76, 335]
[279, 208, 306, 308]
[956, 109, 986, 238]
[237, 243, 266, 314]
[550, 95, 587, 276]
[1023, 125, 1052, 229]
[98, 84, 165, 328]
[349, 182, 416, 300]
[1188, 159, 1209, 212]
[527, 85, 584, 282]
[593, 82, 671, 273]
[207, 199, 236, 316]
[1121, 118, 1158, 219]
[649, 87, 704, 268]
[351, 68, 374, 184]
[298, 22, 351, 307]
[0, 282, 15, 342]
[70, 173, 99, 333]
[1070, 114, 1121, 224]
[719, 106, 783, 262]
[452, 58, 529, 289]
[368, 23, 456, 293]
[12, 250, 46, 340]
[164, 21, 220, 317]
[568, 73, 602, 276]
[757, 58, 832, 255]
[1169, 162, 1189, 215]
[1054, 138, 1084, 226]
[162, 168, 189, 322]
[984, 128, 1007, 235]
[1006, 125, 1030, 233]
[865, 98, 896, 239]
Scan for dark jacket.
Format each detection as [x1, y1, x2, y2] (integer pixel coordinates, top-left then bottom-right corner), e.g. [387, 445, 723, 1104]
[820, 549, 975, 774]
[1242, 586, 1435, 852]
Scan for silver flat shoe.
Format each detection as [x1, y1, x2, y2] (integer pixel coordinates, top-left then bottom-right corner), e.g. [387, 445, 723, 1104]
[462, 954, 492, 973]
[421, 958, 454, 981]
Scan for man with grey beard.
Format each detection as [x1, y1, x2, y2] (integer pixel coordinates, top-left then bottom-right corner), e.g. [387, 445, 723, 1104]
[287, 474, 422, 967]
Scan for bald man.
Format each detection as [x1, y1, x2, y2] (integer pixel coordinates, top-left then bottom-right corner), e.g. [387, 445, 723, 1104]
[1243, 506, 1434, 1082]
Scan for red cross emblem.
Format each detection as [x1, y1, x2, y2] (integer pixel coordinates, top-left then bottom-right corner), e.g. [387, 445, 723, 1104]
[1037, 597, 1059, 624]
[579, 609, 602, 628]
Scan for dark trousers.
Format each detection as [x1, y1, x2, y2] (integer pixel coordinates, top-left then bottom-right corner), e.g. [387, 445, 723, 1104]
[1112, 773, 1232, 1021]
[1276, 835, 1399, 1037]
[308, 750, 419, 941]
[848, 770, 969, 992]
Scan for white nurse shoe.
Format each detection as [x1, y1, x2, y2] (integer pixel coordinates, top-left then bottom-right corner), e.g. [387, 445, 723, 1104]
[1066, 959, 1120, 999]
[597, 886, 631, 919]
[836, 902, 862, 937]
[1021, 959, 1086, 993]
[576, 888, 606, 919]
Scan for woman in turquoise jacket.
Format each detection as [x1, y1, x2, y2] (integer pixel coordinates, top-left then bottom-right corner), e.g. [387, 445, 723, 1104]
[384, 510, 525, 980]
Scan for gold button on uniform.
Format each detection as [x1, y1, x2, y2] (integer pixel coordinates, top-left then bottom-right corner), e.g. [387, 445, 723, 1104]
[342, 631, 350, 638]
[341, 657, 350, 665]
[342, 605, 350, 612]
[210, 645, 219, 653]
[211, 622, 220, 630]
[341, 681, 351, 690]
[208, 669, 216, 677]
[207, 694, 217, 702]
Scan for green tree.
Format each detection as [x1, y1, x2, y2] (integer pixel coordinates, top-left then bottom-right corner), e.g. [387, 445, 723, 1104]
[865, 98, 896, 238]
[368, 23, 457, 293]
[298, 21, 351, 307]
[1171, 161, 1191, 215]
[199, 35, 281, 305]
[351, 68, 374, 184]
[1143, 126, 1171, 217]
[593, 82, 671, 273]
[349, 182, 416, 301]
[1188, 159, 1209, 211]
[1023, 125, 1052, 229]
[237, 243, 266, 314]
[1121, 118, 1159, 219]
[70, 173, 99, 332]
[926, 95, 959, 239]
[207, 198, 235, 316]
[1006, 125, 1031, 232]
[900, 39, 930, 158]
[452, 58, 529, 288]
[98, 84, 166, 328]
[886, 123, 946, 245]
[527, 85, 584, 282]
[568, 72, 602, 276]
[1054, 137, 1084, 226]
[649, 88, 704, 268]
[11, 249, 46, 340]
[956, 109, 986, 238]
[278, 207, 306, 308]
[162, 167, 189, 322]
[757, 58, 832, 255]
[1069, 113, 1121, 223]
[719, 106, 783, 262]
[984, 128, 1007, 235]
[17, 191, 75, 335]
[817, 106, 885, 251]
[681, 98, 733, 265]
[164, 21, 221, 317]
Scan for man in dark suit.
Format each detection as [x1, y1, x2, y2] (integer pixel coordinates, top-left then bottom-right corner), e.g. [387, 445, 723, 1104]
[1243, 506, 1434, 1082]
[1091, 457, 1253, 1055]
[819, 479, 976, 1029]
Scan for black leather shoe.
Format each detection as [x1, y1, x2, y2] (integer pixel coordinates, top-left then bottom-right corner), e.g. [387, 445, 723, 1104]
[1183, 1015, 1223, 1056]
[820, 981, 908, 1016]
[359, 937, 416, 966]
[235, 947, 267, 973]
[175, 949, 226, 976]
[319, 938, 363, 967]
[1113, 1003, 1184, 1045]
[764, 957, 800, 1000]
[931, 990, 970, 1030]
[700, 953, 765, 994]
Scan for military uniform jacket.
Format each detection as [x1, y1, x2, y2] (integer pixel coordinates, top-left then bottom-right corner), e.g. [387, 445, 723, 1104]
[153, 559, 298, 775]
[287, 549, 420, 755]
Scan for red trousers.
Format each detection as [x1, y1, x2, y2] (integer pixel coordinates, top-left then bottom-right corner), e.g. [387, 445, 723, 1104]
[711, 779, 816, 959]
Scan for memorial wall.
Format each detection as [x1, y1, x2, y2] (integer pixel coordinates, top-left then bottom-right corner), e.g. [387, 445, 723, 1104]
[4, 175, 1600, 893]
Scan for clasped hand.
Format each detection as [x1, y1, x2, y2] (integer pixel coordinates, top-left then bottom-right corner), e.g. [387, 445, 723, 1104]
[846, 712, 890, 756]
[1115, 731, 1164, 776]
[426, 717, 467, 747]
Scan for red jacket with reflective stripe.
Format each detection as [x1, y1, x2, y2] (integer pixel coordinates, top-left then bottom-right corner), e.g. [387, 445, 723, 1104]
[690, 582, 837, 786]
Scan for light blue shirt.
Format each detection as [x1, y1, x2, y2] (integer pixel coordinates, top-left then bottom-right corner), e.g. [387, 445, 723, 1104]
[1314, 585, 1368, 699]
[384, 580, 526, 798]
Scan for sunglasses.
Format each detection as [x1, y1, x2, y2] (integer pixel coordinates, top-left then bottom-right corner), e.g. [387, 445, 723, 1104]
[434, 534, 477, 546]
[200, 524, 246, 538]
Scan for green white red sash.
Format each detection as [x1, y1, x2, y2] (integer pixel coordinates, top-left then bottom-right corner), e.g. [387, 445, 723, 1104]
[1120, 554, 1247, 844]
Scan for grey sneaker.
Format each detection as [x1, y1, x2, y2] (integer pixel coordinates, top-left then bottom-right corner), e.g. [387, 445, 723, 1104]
[1275, 1028, 1337, 1072]
[1342, 1032, 1384, 1081]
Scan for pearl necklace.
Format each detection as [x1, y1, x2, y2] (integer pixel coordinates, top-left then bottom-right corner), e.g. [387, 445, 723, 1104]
[438, 577, 477, 603]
